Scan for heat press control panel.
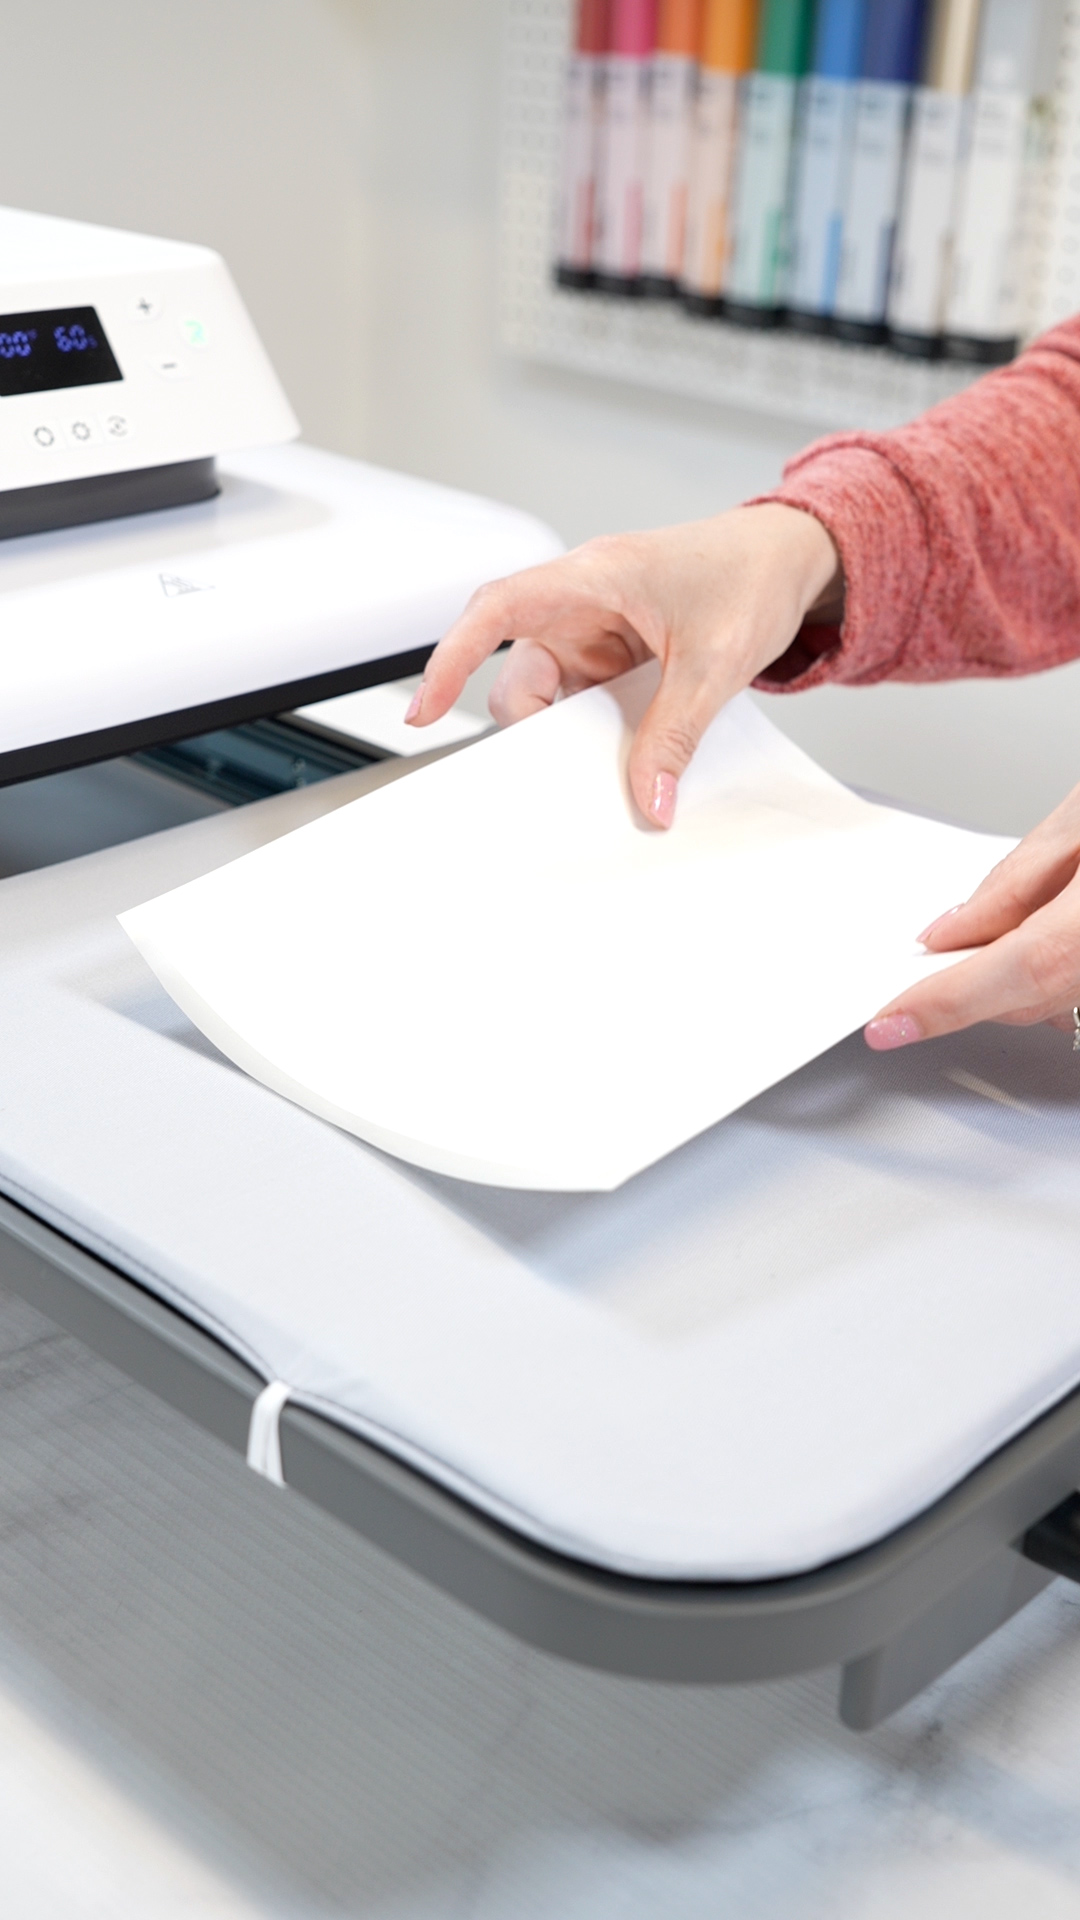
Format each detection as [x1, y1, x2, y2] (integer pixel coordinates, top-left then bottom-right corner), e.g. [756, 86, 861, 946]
[0, 207, 297, 492]
[0, 207, 561, 784]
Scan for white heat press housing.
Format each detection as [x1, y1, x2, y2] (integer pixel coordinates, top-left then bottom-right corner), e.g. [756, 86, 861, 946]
[0, 209, 561, 781]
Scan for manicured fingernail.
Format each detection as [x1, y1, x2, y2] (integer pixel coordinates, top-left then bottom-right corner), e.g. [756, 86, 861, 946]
[404, 683, 424, 725]
[917, 905, 963, 947]
[649, 772, 677, 829]
[865, 1013, 925, 1051]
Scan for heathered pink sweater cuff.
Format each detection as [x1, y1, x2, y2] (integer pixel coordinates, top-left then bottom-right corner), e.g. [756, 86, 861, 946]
[750, 443, 931, 692]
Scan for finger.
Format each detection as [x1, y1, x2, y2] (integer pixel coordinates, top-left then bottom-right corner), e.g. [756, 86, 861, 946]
[627, 649, 739, 828]
[867, 885, 1080, 1048]
[408, 577, 523, 725]
[920, 820, 1080, 952]
[488, 640, 563, 724]
[410, 557, 644, 727]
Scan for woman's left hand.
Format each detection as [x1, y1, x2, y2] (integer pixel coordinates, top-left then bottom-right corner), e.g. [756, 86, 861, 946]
[866, 783, 1080, 1050]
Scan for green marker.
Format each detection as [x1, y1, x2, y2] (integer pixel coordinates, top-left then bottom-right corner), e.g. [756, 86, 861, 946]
[724, 0, 815, 320]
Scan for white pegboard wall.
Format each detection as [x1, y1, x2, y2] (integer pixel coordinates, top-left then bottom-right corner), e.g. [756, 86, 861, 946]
[498, 0, 1080, 435]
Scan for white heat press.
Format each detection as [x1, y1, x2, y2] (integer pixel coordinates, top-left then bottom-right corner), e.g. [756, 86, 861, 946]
[0, 207, 560, 781]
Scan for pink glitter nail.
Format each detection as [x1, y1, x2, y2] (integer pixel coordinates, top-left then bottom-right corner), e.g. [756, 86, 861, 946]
[865, 1013, 924, 1051]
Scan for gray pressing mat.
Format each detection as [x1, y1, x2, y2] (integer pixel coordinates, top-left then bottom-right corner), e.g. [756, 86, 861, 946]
[0, 758, 1078, 1581]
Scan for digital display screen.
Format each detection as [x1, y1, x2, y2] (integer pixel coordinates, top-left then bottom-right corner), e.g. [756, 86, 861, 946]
[0, 307, 122, 398]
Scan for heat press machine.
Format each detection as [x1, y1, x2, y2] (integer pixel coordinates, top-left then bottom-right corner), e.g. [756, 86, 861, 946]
[0, 748, 1078, 1731]
[0, 205, 559, 782]
[1, 211, 1080, 1739]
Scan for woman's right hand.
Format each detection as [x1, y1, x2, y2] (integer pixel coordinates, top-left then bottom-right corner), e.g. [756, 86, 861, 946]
[406, 502, 842, 828]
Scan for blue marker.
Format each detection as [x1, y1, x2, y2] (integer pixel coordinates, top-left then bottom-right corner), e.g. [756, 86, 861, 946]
[832, 0, 929, 340]
[786, 0, 868, 327]
[863, 0, 928, 83]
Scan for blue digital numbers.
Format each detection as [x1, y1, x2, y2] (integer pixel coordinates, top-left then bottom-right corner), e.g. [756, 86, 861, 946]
[54, 322, 98, 353]
[0, 329, 36, 360]
[0, 305, 120, 397]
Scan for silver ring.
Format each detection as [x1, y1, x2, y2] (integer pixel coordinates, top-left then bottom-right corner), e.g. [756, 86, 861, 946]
[1073, 1007, 1080, 1053]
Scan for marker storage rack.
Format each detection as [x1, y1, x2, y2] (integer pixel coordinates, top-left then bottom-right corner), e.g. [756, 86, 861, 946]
[499, 0, 1080, 432]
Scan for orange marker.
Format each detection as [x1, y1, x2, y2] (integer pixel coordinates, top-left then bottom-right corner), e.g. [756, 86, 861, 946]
[641, 1, 705, 292]
[555, 0, 611, 285]
[681, 0, 759, 308]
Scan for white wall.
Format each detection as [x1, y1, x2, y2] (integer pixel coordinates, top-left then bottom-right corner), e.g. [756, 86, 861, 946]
[0, 0, 372, 458]
[1, 0, 1078, 834]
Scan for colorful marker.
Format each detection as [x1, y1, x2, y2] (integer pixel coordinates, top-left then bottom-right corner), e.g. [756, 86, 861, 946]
[887, 0, 984, 355]
[832, 0, 930, 342]
[786, 0, 868, 328]
[594, 0, 659, 291]
[944, 0, 1064, 360]
[724, 0, 816, 324]
[556, 0, 612, 287]
[681, 0, 760, 311]
[640, 0, 704, 294]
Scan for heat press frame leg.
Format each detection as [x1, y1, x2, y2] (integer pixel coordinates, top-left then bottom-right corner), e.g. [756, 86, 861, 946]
[839, 1550, 1053, 1730]
[1022, 1491, 1080, 1583]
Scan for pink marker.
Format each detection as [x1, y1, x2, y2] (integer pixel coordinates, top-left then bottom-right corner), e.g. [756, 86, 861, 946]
[593, 0, 659, 290]
[555, 1, 611, 286]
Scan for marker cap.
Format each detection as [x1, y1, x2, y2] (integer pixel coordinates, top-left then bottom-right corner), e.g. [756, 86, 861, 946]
[656, 0, 704, 55]
[701, 0, 759, 73]
[757, 0, 815, 77]
[923, 0, 982, 92]
[575, 0, 611, 54]
[812, 0, 868, 80]
[610, 0, 659, 55]
[861, 0, 929, 83]
[974, 0, 1062, 93]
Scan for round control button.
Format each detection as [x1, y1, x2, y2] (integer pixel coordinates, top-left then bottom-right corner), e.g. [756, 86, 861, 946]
[32, 424, 58, 449]
[132, 295, 161, 322]
[150, 355, 189, 380]
[104, 413, 130, 439]
[65, 417, 102, 448]
[179, 317, 208, 349]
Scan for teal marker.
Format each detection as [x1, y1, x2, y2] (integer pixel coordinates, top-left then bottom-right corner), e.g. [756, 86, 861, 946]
[724, 0, 816, 322]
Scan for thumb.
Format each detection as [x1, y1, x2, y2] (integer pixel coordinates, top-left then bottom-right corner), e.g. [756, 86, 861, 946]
[628, 653, 733, 829]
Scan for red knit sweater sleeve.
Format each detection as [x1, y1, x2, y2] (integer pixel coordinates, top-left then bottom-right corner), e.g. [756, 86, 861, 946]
[752, 316, 1080, 692]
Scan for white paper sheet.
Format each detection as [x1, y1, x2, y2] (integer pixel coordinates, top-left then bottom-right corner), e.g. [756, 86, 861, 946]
[119, 667, 1015, 1191]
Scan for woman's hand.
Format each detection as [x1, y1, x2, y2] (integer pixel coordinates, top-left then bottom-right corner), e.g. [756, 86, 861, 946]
[866, 784, 1080, 1050]
[406, 503, 842, 827]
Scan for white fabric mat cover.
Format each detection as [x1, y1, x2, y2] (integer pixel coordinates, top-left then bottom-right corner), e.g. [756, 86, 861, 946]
[0, 782, 1078, 1579]
[120, 667, 1013, 1189]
